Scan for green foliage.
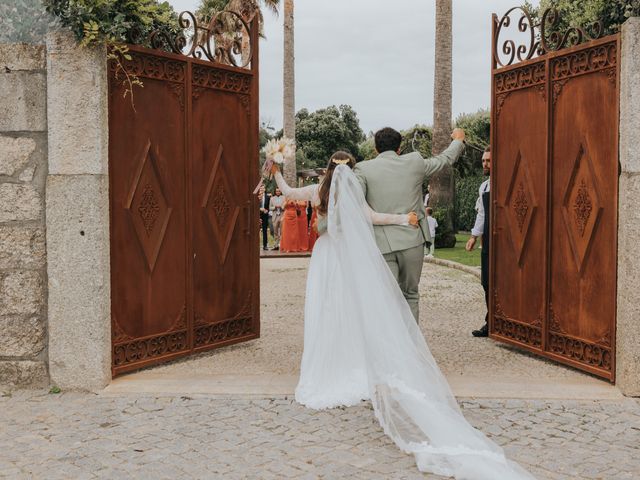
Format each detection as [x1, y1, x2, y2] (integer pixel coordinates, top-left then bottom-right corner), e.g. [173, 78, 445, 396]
[358, 135, 377, 161]
[399, 125, 433, 157]
[434, 233, 481, 267]
[44, 0, 180, 103]
[295, 105, 366, 170]
[195, 0, 280, 36]
[43, 0, 179, 48]
[357, 113, 489, 180]
[433, 205, 457, 248]
[49, 386, 62, 394]
[197, 0, 232, 22]
[358, 125, 433, 163]
[455, 173, 486, 232]
[455, 110, 490, 178]
[527, 0, 640, 36]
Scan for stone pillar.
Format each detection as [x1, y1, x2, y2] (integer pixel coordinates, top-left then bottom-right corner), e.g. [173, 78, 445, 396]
[617, 18, 640, 396]
[46, 31, 111, 390]
[0, 44, 49, 386]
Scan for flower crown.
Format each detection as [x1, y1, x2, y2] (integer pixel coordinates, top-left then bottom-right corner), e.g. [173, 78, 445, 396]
[332, 158, 350, 165]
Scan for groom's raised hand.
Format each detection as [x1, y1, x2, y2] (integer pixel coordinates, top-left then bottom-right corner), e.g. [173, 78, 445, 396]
[451, 128, 465, 142]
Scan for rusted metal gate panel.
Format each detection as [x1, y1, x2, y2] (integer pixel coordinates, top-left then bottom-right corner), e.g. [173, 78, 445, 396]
[191, 62, 259, 352]
[490, 8, 619, 381]
[109, 14, 260, 376]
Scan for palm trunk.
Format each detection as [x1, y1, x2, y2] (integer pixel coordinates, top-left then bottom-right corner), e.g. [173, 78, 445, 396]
[430, 0, 456, 248]
[282, 0, 296, 185]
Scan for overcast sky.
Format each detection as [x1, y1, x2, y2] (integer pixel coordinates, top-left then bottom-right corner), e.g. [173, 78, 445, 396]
[168, 0, 540, 133]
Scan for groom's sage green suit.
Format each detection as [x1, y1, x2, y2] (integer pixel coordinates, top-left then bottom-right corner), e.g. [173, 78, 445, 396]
[354, 140, 465, 322]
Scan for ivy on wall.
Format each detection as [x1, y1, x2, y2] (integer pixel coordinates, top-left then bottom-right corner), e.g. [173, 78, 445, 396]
[43, 0, 181, 102]
[43, 0, 179, 48]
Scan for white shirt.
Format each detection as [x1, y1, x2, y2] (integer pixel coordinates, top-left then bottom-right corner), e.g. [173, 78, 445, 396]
[270, 195, 284, 214]
[424, 193, 430, 207]
[471, 179, 491, 237]
[426, 216, 438, 238]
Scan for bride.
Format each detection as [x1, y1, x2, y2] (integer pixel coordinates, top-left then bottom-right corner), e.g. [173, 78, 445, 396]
[272, 152, 535, 480]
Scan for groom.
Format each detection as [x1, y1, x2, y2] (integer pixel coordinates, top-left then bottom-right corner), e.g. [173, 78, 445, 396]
[354, 127, 465, 322]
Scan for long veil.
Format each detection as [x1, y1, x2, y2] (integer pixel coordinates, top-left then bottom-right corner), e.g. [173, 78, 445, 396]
[326, 165, 535, 480]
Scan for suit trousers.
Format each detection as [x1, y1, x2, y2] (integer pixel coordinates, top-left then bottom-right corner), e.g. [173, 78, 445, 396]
[260, 214, 270, 248]
[383, 243, 424, 323]
[481, 249, 489, 326]
[272, 212, 283, 247]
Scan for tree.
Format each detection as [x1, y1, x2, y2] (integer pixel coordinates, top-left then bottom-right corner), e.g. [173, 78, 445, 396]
[282, 0, 296, 185]
[527, 0, 640, 37]
[196, 0, 280, 65]
[358, 135, 377, 161]
[197, 0, 280, 28]
[295, 105, 365, 170]
[430, 0, 456, 248]
[454, 109, 490, 178]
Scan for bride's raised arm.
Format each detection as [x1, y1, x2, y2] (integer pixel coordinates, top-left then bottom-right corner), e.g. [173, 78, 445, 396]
[273, 170, 318, 202]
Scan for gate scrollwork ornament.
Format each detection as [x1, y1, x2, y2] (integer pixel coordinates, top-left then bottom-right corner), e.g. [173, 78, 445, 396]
[148, 10, 253, 69]
[494, 7, 606, 68]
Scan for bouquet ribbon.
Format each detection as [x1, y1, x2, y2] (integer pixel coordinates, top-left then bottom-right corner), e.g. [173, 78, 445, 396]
[253, 158, 276, 194]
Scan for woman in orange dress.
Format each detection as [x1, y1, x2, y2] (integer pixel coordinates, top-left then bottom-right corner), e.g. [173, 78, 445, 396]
[296, 200, 309, 252]
[280, 198, 300, 252]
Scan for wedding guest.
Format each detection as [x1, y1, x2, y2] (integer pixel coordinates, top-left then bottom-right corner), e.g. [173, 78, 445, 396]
[425, 207, 438, 258]
[466, 146, 491, 337]
[308, 207, 318, 251]
[424, 184, 430, 208]
[306, 200, 313, 227]
[269, 188, 284, 250]
[280, 197, 300, 252]
[297, 200, 309, 252]
[258, 185, 271, 251]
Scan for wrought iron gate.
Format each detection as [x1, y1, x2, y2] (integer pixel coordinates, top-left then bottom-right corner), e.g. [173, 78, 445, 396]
[108, 12, 260, 376]
[490, 8, 619, 381]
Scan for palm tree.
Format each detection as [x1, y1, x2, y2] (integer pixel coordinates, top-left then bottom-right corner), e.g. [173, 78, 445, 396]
[282, 0, 296, 185]
[197, 0, 279, 27]
[430, 0, 456, 248]
[196, 0, 280, 65]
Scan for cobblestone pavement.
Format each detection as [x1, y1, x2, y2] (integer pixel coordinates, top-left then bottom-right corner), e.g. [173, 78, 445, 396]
[0, 391, 639, 479]
[3, 259, 634, 479]
[145, 259, 588, 382]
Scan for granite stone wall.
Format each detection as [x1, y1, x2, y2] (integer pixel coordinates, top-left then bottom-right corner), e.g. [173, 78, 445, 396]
[45, 31, 111, 391]
[616, 18, 640, 397]
[0, 43, 48, 386]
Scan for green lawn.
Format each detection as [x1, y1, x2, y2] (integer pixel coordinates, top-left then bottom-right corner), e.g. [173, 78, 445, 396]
[433, 233, 482, 267]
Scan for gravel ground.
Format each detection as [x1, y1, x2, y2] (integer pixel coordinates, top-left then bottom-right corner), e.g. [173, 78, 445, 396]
[143, 258, 587, 381]
[1, 391, 638, 480]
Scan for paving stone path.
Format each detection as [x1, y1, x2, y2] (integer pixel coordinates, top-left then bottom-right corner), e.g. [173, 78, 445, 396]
[2, 258, 637, 479]
[1, 391, 639, 479]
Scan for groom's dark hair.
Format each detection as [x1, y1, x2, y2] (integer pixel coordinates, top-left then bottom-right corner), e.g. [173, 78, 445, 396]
[375, 128, 402, 153]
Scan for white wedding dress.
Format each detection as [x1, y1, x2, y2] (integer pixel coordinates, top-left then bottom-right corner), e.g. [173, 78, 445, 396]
[274, 166, 535, 480]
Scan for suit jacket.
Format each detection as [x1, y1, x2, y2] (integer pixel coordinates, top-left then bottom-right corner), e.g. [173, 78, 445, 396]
[354, 140, 464, 254]
[259, 194, 271, 221]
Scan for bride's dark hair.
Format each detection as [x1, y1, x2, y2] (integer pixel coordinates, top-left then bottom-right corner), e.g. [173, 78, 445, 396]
[317, 151, 356, 216]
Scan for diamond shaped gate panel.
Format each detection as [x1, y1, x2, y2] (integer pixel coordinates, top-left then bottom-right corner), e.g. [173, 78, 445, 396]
[492, 74, 548, 351]
[108, 17, 260, 376]
[491, 17, 619, 380]
[192, 81, 256, 352]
